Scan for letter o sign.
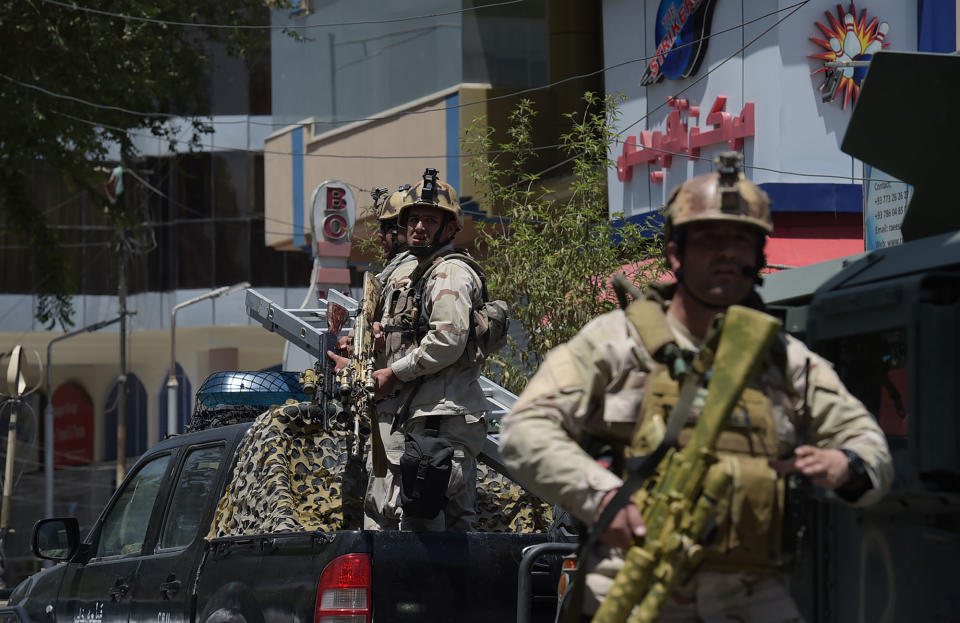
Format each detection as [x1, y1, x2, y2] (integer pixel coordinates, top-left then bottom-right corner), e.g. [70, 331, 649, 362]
[323, 214, 348, 240]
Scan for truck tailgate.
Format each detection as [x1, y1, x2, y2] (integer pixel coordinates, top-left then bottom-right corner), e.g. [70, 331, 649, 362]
[370, 531, 554, 622]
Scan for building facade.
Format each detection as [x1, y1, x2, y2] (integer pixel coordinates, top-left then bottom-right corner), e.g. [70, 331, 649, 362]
[602, 0, 957, 265]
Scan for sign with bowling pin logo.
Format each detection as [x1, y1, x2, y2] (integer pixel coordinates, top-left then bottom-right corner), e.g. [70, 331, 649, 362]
[808, 2, 890, 110]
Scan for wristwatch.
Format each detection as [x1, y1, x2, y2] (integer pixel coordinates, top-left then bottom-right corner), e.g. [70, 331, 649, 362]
[837, 448, 871, 500]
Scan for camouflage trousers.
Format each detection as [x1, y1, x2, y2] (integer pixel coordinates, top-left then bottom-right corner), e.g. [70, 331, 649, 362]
[584, 551, 804, 622]
[364, 411, 487, 532]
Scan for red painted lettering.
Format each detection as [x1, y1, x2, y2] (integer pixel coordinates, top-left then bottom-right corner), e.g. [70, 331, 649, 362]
[326, 187, 345, 210]
[323, 213, 349, 239]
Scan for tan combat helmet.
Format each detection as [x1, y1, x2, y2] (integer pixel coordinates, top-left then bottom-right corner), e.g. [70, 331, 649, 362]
[663, 151, 773, 243]
[378, 184, 411, 222]
[399, 168, 463, 230]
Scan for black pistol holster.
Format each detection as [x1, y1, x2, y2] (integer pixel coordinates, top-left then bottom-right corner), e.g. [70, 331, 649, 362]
[399, 415, 453, 519]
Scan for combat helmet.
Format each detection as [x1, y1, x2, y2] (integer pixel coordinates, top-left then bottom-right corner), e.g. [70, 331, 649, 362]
[378, 184, 411, 222]
[663, 151, 773, 243]
[399, 168, 463, 230]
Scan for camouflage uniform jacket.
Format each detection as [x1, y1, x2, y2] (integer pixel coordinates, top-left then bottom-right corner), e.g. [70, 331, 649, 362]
[375, 250, 413, 285]
[379, 242, 488, 420]
[500, 295, 894, 529]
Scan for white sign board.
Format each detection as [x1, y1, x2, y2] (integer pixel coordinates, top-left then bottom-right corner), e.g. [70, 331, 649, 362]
[864, 165, 911, 251]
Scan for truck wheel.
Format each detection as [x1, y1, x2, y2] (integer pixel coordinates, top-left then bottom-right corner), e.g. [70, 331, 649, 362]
[204, 608, 248, 623]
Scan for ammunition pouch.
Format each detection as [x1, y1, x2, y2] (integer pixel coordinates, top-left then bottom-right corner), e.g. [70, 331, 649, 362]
[632, 365, 787, 572]
[399, 415, 453, 519]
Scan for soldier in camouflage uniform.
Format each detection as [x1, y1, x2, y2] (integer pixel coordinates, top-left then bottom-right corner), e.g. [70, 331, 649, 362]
[375, 184, 414, 283]
[500, 153, 893, 621]
[365, 169, 489, 532]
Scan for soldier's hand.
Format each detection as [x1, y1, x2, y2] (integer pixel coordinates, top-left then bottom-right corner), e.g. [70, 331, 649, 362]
[595, 488, 646, 550]
[337, 335, 354, 356]
[326, 350, 350, 372]
[373, 366, 397, 397]
[769, 445, 850, 490]
[372, 321, 386, 351]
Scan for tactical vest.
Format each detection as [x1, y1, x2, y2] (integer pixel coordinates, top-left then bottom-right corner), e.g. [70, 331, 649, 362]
[380, 247, 494, 369]
[623, 287, 792, 572]
[381, 260, 424, 369]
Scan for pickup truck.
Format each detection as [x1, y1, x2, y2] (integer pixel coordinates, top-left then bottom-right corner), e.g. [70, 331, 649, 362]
[0, 410, 560, 623]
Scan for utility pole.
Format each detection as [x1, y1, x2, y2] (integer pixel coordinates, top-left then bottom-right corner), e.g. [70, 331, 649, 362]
[115, 237, 129, 485]
[102, 164, 152, 485]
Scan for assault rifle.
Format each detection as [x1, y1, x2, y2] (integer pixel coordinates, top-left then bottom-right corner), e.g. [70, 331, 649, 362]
[297, 299, 348, 428]
[245, 285, 517, 477]
[591, 305, 781, 623]
[329, 271, 388, 477]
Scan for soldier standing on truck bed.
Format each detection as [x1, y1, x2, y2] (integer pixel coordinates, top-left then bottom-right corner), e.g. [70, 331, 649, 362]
[500, 152, 894, 620]
[363, 168, 491, 532]
[374, 184, 414, 283]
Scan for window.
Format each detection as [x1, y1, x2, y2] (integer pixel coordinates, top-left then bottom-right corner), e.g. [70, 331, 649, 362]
[97, 454, 171, 558]
[160, 445, 225, 549]
[820, 327, 908, 436]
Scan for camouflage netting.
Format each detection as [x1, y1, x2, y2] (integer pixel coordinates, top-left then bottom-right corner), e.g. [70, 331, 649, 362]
[475, 464, 554, 533]
[208, 401, 553, 538]
[207, 401, 365, 538]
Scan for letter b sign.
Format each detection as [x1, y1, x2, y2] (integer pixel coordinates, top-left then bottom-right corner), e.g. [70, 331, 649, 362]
[326, 187, 346, 211]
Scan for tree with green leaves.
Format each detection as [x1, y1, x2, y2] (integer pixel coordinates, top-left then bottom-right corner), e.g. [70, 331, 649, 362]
[0, 0, 279, 329]
[463, 93, 665, 394]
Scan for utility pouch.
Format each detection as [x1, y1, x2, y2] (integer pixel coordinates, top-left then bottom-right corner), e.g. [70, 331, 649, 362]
[399, 416, 453, 519]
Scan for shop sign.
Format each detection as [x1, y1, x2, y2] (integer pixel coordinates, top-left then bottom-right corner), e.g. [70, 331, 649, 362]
[809, 2, 890, 110]
[617, 95, 755, 184]
[864, 165, 910, 251]
[311, 180, 355, 244]
[51, 382, 94, 466]
[641, 0, 719, 85]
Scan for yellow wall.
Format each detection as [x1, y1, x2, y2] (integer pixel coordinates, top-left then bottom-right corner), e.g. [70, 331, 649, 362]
[264, 90, 455, 251]
[2, 326, 286, 460]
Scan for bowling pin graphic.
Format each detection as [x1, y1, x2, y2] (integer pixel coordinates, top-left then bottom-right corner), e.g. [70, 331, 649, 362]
[841, 14, 861, 78]
[863, 22, 889, 55]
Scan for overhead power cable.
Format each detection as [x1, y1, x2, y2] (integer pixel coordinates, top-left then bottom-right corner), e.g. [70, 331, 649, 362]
[614, 141, 866, 182]
[51, 109, 567, 161]
[38, 0, 524, 31]
[9, 3, 807, 128]
[504, 0, 810, 191]
[617, 1, 809, 137]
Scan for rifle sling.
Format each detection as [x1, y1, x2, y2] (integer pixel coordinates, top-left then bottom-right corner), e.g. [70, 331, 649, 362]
[557, 387, 688, 623]
[369, 406, 389, 478]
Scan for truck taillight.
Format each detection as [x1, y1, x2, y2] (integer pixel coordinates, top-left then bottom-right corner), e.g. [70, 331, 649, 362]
[315, 553, 372, 623]
[557, 555, 578, 599]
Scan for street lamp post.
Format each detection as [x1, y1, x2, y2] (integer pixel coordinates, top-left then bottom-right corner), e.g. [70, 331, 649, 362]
[44, 317, 122, 520]
[166, 282, 249, 438]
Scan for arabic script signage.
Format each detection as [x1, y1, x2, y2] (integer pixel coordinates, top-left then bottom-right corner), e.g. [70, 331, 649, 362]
[617, 95, 755, 184]
[641, 0, 718, 85]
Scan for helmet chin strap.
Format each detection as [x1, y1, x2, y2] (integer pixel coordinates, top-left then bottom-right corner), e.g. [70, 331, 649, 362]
[387, 236, 407, 259]
[676, 271, 728, 311]
[408, 215, 453, 257]
[675, 265, 758, 312]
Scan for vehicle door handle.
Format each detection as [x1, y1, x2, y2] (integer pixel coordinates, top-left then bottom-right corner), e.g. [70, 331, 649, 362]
[161, 579, 181, 600]
[108, 581, 129, 602]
